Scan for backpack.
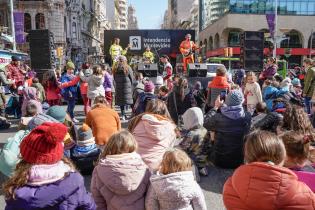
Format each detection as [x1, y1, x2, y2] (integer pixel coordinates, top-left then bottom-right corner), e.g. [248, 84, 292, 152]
[5, 95, 22, 118]
[133, 92, 157, 115]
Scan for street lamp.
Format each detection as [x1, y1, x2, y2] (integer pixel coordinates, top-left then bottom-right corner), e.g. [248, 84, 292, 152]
[273, 0, 278, 58]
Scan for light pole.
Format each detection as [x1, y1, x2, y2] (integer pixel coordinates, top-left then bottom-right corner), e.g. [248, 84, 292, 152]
[273, 0, 278, 58]
[9, 0, 16, 51]
[310, 29, 314, 58]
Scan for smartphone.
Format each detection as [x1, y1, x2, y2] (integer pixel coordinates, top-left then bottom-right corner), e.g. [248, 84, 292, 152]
[220, 91, 227, 101]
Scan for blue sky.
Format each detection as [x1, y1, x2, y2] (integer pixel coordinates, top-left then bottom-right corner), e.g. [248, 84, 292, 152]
[129, 0, 167, 29]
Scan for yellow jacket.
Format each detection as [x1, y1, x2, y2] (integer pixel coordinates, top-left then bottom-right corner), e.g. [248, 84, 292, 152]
[109, 44, 127, 60]
[143, 51, 154, 63]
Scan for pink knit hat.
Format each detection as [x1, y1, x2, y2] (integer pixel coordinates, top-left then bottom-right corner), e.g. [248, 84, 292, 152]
[144, 81, 155, 93]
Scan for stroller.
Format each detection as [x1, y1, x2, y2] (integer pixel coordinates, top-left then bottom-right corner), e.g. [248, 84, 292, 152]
[5, 95, 22, 118]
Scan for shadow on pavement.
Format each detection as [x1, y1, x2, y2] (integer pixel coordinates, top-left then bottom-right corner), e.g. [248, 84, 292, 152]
[199, 165, 234, 194]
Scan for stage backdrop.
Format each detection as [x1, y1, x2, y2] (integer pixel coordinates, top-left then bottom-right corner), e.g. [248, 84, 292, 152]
[104, 30, 195, 59]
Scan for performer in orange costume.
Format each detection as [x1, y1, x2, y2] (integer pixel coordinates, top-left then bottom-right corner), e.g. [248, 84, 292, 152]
[179, 34, 197, 74]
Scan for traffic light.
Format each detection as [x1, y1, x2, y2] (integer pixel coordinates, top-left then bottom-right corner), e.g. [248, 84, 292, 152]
[56, 47, 63, 58]
[224, 47, 233, 57]
[224, 48, 229, 57]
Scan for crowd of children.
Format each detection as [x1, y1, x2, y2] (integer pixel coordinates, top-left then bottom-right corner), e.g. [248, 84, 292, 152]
[0, 55, 314, 209]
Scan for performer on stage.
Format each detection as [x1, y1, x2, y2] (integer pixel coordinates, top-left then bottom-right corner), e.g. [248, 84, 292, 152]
[109, 38, 130, 65]
[143, 46, 155, 63]
[160, 55, 173, 90]
[179, 34, 198, 74]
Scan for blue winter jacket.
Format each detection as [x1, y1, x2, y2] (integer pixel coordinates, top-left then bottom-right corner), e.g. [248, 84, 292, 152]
[60, 74, 78, 100]
[263, 86, 289, 111]
[5, 172, 96, 210]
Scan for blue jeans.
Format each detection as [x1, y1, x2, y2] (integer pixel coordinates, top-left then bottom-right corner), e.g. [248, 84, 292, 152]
[305, 96, 311, 114]
[120, 105, 126, 116]
[67, 98, 76, 119]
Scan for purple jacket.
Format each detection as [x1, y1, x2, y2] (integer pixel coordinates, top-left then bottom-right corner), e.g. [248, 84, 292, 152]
[5, 172, 96, 210]
[103, 72, 113, 92]
[262, 64, 278, 79]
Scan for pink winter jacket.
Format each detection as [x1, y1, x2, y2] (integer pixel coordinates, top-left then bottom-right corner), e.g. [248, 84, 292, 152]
[91, 152, 151, 210]
[132, 114, 177, 171]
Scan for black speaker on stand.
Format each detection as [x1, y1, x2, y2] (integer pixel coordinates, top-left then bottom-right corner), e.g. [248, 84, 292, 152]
[29, 29, 56, 80]
[240, 31, 264, 72]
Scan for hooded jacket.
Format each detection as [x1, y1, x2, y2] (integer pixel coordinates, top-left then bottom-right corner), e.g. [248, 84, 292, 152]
[91, 152, 150, 210]
[204, 107, 251, 169]
[223, 162, 315, 210]
[207, 76, 230, 107]
[5, 172, 96, 210]
[145, 171, 207, 210]
[132, 114, 176, 171]
[80, 72, 105, 100]
[0, 67, 13, 89]
[21, 87, 43, 116]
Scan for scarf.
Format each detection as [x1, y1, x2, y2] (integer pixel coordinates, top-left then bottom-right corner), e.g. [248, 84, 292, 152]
[28, 161, 73, 186]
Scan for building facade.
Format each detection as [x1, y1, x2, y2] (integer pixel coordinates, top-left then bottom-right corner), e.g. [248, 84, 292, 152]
[127, 5, 138, 29]
[0, 0, 111, 66]
[199, 0, 315, 66]
[164, 0, 195, 29]
[115, 0, 128, 29]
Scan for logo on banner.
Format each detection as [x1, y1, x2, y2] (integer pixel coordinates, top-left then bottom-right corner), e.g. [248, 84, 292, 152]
[129, 36, 141, 50]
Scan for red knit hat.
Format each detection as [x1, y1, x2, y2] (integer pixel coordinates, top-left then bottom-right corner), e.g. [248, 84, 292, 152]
[20, 122, 68, 164]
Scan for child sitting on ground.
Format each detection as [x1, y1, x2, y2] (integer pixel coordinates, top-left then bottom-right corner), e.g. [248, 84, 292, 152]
[158, 85, 169, 102]
[223, 130, 315, 209]
[133, 80, 157, 115]
[3, 122, 96, 209]
[251, 102, 268, 127]
[19, 103, 37, 130]
[21, 87, 43, 117]
[71, 123, 101, 175]
[282, 131, 315, 192]
[91, 130, 150, 210]
[145, 149, 207, 210]
[180, 107, 210, 176]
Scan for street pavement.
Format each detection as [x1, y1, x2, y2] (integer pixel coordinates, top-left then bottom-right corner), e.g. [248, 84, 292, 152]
[0, 105, 233, 210]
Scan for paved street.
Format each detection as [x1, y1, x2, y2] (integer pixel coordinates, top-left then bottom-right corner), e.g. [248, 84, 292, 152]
[0, 105, 233, 210]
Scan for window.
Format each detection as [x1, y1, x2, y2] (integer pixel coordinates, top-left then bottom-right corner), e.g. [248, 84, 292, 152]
[72, 22, 77, 39]
[24, 13, 31, 32]
[35, 13, 45, 29]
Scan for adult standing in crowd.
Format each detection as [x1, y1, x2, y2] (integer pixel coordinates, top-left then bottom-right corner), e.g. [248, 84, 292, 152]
[113, 55, 134, 121]
[167, 77, 193, 125]
[204, 89, 251, 169]
[0, 66, 14, 116]
[302, 58, 315, 114]
[6, 56, 26, 89]
[109, 38, 130, 66]
[160, 55, 173, 90]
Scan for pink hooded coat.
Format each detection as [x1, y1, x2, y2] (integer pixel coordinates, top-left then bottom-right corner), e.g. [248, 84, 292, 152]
[21, 87, 43, 116]
[132, 114, 177, 171]
[91, 152, 150, 210]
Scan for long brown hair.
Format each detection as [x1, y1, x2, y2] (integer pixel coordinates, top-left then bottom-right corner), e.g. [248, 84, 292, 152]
[281, 131, 314, 163]
[128, 99, 173, 132]
[3, 158, 75, 199]
[283, 105, 314, 136]
[112, 57, 130, 75]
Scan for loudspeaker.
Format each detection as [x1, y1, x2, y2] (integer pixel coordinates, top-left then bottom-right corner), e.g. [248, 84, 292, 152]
[137, 63, 158, 77]
[29, 29, 56, 70]
[240, 31, 264, 71]
[188, 63, 207, 77]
